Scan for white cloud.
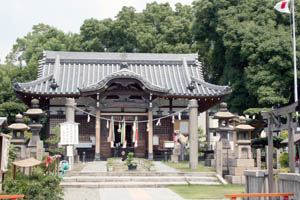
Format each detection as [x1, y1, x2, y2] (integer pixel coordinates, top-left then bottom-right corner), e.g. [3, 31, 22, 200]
[0, 0, 193, 63]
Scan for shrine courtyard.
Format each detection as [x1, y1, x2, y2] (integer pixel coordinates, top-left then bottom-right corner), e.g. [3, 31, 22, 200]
[62, 160, 244, 200]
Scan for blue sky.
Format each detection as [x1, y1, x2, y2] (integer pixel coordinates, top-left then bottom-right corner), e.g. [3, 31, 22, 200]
[0, 0, 194, 63]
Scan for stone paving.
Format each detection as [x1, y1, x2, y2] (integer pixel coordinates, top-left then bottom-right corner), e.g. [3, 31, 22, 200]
[64, 188, 184, 200]
[153, 161, 179, 172]
[81, 161, 107, 172]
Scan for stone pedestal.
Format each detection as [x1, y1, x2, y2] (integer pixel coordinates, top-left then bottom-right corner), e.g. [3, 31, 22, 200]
[226, 146, 256, 185]
[226, 158, 256, 184]
[256, 148, 261, 169]
[171, 143, 181, 163]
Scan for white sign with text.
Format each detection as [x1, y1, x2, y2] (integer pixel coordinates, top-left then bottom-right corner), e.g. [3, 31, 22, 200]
[60, 122, 79, 145]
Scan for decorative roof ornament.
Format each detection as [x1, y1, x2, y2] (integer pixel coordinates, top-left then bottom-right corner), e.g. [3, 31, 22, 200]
[187, 80, 196, 92]
[120, 62, 128, 70]
[50, 78, 58, 90]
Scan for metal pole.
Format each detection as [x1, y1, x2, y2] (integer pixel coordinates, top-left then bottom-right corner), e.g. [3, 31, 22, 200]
[292, 0, 298, 103]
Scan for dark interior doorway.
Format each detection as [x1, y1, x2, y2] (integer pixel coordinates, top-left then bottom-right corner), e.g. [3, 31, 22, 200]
[126, 125, 132, 147]
[113, 124, 132, 147]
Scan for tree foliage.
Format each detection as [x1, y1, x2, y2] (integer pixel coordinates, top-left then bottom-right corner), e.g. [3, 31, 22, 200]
[1, 1, 300, 119]
[193, 0, 300, 113]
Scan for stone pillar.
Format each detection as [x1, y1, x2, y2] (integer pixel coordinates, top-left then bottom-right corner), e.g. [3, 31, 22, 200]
[216, 142, 223, 175]
[287, 113, 295, 173]
[257, 148, 261, 169]
[95, 107, 101, 160]
[65, 98, 77, 164]
[148, 108, 153, 160]
[65, 98, 75, 122]
[189, 99, 198, 169]
[276, 149, 281, 169]
[233, 131, 237, 153]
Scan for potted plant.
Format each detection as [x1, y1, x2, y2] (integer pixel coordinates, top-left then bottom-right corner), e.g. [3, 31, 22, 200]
[106, 158, 114, 172]
[126, 152, 137, 170]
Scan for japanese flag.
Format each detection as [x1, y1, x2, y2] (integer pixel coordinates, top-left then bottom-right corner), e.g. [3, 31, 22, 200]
[274, 0, 290, 13]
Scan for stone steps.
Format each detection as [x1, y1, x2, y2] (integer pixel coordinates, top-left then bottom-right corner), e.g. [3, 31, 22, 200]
[62, 171, 221, 188]
[61, 181, 220, 188]
[66, 171, 216, 177]
[62, 176, 218, 183]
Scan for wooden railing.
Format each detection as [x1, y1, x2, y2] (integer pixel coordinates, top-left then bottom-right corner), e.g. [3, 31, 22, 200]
[225, 193, 294, 200]
[0, 195, 24, 200]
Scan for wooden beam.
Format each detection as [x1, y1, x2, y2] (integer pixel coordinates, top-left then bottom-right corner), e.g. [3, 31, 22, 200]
[101, 113, 148, 116]
[273, 102, 299, 116]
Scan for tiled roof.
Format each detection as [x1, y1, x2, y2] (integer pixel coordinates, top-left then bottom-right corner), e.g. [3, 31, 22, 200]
[14, 51, 231, 98]
[0, 117, 7, 127]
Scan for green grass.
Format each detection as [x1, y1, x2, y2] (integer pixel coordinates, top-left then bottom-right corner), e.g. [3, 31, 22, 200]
[169, 185, 245, 199]
[163, 161, 215, 172]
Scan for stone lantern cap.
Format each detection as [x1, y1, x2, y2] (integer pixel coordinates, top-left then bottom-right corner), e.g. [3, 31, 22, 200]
[8, 114, 30, 131]
[213, 102, 234, 119]
[24, 99, 44, 116]
[235, 116, 254, 131]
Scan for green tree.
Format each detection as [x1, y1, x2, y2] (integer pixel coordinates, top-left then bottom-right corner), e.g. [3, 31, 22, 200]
[193, 0, 300, 113]
[6, 24, 81, 81]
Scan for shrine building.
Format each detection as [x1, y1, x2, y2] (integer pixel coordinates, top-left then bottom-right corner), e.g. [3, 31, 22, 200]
[14, 51, 231, 160]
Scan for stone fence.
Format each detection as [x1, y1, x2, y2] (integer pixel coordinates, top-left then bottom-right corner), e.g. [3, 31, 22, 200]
[245, 170, 281, 200]
[278, 173, 300, 200]
[245, 171, 300, 200]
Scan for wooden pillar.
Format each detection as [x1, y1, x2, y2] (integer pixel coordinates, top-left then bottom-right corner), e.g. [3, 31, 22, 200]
[95, 107, 101, 160]
[13, 165, 16, 180]
[148, 108, 153, 160]
[267, 117, 274, 193]
[287, 113, 295, 173]
[205, 111, 210, 150]
[189, 99, 198, 169]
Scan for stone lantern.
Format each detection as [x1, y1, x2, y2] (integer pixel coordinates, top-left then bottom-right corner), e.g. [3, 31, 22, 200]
[234, 116, 254, 159]
[8, 114, 30, 159]
[24, 99, 44, 152]
[226, 116, 256, 185]
[214, 102, 235, 148]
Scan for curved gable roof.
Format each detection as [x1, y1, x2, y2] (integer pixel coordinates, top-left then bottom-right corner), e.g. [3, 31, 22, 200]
[14, 51, 231, 98]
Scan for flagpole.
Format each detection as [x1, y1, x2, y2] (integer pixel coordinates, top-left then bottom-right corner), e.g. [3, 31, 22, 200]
[292, 0, 298, 103]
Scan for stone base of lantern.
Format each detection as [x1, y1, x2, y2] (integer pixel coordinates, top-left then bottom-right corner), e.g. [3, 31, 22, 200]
[225, 175, 247, 185]
[226, 158, 257, 185]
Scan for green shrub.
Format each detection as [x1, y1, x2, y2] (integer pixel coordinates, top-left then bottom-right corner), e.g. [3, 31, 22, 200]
[125, 152, 137, 166]
[2, 169, 63, 200]
[279, 152, 289, 168]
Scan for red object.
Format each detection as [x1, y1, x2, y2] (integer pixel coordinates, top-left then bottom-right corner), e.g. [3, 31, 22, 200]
[225, 193, 293, 200]
[46, 156, 52, 167]
[173, 135, 177, 142]
[281, 1, 287, 9]
[0, 195, 24, 199]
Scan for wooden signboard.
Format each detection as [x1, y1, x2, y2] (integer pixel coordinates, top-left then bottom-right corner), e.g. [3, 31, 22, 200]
[60, 122, 79, 145]
[163, 141, 175, 148]
[0, 133, 11, 193]
[0, 134, 11, 172]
